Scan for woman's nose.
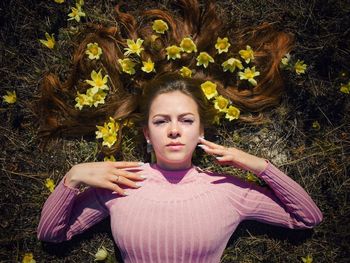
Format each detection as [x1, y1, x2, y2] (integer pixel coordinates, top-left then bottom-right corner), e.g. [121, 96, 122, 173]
[168, 122, 181, 138]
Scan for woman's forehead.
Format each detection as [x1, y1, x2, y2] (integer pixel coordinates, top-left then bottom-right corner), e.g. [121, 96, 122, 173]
[149, 91, 199, 116]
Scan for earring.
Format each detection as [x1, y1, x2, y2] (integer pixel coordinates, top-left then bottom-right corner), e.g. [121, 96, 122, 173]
[146, 139, 153, 153]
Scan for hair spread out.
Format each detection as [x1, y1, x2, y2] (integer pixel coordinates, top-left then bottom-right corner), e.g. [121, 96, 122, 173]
[33, 0, 294, 156]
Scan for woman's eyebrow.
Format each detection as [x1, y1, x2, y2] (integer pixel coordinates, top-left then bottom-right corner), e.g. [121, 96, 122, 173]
[152, 113, 195, 118]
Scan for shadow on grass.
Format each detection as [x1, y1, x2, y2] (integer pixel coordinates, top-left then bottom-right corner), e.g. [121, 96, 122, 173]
[39, 217, 124, 263]
[227, 220, 314, 247]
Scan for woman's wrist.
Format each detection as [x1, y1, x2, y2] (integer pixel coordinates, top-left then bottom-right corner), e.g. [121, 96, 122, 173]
[64, 167, 81, 188]
[232, 148, 268, 175]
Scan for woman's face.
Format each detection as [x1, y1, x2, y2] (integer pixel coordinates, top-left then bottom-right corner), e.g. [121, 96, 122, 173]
[143, 90, 204, 170]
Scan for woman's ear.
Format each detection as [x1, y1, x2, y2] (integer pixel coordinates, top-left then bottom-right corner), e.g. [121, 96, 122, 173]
[200, 126, 204, 139]
[143, 126, 150, 141]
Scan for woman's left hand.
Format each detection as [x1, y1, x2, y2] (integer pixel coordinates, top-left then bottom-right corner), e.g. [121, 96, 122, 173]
[197, 137, 268, 175]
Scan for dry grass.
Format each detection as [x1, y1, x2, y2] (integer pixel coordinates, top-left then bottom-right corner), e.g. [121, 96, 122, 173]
[0, 0, 349, 262]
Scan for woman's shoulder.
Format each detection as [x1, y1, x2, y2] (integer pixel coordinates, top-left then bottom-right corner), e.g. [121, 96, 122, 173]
[196, 167, 260, 190]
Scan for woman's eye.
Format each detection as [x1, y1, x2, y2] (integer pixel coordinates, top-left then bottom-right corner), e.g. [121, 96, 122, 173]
[153, 120, 166, 125]
[182, 119, 194, 124]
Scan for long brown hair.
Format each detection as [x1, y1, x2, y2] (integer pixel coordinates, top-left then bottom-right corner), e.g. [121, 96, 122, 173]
[33, 0, 293, 155]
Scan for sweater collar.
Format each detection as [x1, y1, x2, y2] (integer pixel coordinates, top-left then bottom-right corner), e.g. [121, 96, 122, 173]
[148, 163, 198, 184]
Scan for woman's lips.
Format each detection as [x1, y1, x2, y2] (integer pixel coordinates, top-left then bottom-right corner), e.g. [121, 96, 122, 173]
[166, 143, 184, 150]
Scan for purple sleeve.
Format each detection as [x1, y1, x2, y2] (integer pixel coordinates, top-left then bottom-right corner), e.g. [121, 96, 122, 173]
[37, 176, 110, 243]
[227, 160, 323, 229]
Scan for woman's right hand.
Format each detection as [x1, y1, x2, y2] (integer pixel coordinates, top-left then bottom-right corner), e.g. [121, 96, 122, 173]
[64, 161, 146, 196]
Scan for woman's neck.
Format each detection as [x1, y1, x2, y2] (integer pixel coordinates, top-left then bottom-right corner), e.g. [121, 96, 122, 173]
[155, 160, 192, 171]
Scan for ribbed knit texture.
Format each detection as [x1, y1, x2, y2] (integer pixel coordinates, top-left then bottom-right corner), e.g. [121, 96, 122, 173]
[37, 161, 323, 263]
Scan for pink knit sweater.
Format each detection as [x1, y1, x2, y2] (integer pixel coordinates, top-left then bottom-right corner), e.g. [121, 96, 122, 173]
[37, 160, 323, 263]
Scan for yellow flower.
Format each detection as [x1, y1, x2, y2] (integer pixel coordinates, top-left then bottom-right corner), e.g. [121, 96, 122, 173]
[85, 42, 102, 60]
[104, 155, 116, 162]
[281, 53, 291, 66]
[95, 246, 109, 261]
[75, 92, 91, 110]
[294, 60, 307, 75]
[239, 45, 254, 63]
[85, 69, 109, 90]
[200, 81, 218, 100]
[22, 253, 36, 263]
[39, 32, 55, 49]
[98, 132, 117, 148]
[180, 66, 192, 77]
[312, 121, 320, 130]
[103, 132, 117, 148]
[213, 95, 229, 112]
[340, 82, 350, 94]
[107, 117, 119, 131]
[118, 58, 136, 75]
[222, 58, 243, 73]
[238, 66, 260, 86]
[165, 45, 182, 60]
[68, 3, 86, 22]
[96, 123, 108, 139]
[152, 19, 169, 34]
[54, 0, 65, 3]
[45, 178, 55, 192]
[180, 37, 197, 53]
[301, 255, 313, 263]
[96, 117, 120, 148]
[225, 105, 240, 121]
[124, 38, 144, 57]
[86, 88, 107, 107]
[215, 37, 231, 54]
[196, 52, 214, 68]
[3, 90, 17, 104]
[141, 58, 155, 73]
[246, 171, 259, 183]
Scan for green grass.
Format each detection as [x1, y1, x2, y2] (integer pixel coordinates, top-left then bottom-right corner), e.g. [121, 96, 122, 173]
[1, 0, 349, 262]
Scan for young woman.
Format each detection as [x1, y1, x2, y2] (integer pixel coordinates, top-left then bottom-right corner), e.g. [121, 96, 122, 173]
[37, 73, 323, 263]
[36, 1, 323, 262]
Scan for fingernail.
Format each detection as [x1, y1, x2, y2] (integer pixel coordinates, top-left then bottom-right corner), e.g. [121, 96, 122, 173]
[138, 162, 145, 166]
[112, 191, 128, 196]
[136, 182, 144, 187]
[140, 175, 148, 179]
[197, 144, 206, 149]
[216, 156, 223, 160]
[123, 191, 130, 196]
